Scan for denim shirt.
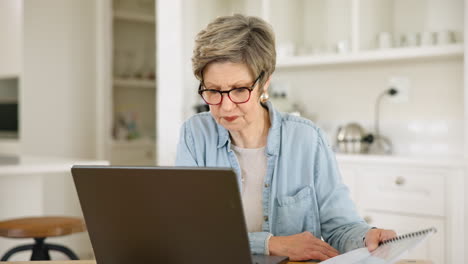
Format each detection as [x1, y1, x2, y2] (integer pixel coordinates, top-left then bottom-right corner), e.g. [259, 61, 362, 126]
[175, 101, 371, 255]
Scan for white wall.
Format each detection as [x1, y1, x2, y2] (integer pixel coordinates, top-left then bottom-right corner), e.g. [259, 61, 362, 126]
[0, 0, 21, 78]
[464, 0, 468, 258]
[21, 0, 97, 159]
[156, 0, 184, 165]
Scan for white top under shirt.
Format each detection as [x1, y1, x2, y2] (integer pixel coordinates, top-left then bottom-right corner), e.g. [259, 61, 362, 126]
[231, 144, 271, 255]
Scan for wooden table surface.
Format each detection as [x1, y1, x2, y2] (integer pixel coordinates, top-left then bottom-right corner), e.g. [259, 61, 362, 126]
[0, 259, 431, 264]
[0, 260, 318, 264]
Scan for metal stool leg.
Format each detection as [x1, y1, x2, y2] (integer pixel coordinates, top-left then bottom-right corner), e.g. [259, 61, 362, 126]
[1, 238, 80, 261]
[46, 243, 80, 260]
[1, 244, 34, 261]
[30, 238, 50, 260]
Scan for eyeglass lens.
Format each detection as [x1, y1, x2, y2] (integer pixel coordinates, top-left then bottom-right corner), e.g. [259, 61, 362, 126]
[201, 88, 250, 104]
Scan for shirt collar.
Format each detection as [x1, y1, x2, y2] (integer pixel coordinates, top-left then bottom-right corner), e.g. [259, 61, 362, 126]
[216, 101, 282, 157]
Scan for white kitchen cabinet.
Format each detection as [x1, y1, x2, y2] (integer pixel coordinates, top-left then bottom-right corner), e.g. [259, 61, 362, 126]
[337, 155, 465, 264]
[357, 167, 445, 217]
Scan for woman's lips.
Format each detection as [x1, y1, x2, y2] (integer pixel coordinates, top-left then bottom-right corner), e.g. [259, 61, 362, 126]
[224, 116, 239, 122]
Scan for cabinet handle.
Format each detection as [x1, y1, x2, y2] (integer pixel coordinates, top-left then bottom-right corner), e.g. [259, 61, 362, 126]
[364, 216, 372, 224]
[395, 176, 406, 186]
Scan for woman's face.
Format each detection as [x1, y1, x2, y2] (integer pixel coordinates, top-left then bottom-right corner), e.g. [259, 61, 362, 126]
[202, 62, 266, 132]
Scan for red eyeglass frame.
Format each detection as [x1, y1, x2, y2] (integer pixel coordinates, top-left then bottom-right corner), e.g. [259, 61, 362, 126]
[198, 71, 264, 105]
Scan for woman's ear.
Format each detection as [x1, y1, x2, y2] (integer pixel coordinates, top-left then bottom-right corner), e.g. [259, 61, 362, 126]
[259, 75, 272, 103]
[262, 75, 272, 94]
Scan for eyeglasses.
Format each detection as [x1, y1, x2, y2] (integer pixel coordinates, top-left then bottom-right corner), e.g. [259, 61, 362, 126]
[198, 72, 264, 105]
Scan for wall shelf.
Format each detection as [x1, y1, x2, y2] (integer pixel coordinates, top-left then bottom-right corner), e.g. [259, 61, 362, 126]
[113, 78, 155, 89]
[111, 138, 155, 149]
[0, 74, 19, 80]
[113, 11, 155, 24]
[276, 44, 464, 69]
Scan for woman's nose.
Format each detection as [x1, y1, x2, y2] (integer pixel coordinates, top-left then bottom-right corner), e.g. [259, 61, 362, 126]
[220, 93, 235, 111]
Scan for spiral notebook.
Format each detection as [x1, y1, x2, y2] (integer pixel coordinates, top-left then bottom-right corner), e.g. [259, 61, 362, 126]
[321, 227, 437, 264]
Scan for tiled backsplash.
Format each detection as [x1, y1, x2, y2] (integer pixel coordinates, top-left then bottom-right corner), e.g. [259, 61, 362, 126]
[318, 119, 464, 157]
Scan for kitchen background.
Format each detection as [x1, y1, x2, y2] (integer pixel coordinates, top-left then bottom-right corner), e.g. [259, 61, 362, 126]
[0, 0, 466, 263]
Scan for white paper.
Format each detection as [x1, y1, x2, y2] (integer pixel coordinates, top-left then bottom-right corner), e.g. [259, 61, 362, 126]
[320, 248, 372, 264]
[318, 228, 435, 264]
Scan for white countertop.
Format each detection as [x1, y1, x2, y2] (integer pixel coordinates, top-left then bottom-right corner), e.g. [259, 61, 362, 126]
[0, 155, 109, 175]
[335, 153, 467, 168]
[0, 154, 464, 175]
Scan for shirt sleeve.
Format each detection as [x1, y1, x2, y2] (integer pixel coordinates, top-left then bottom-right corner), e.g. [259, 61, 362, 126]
[314, 128, 371, 253]
[175, 121, 198, 166]
[248, 232, 273, 255]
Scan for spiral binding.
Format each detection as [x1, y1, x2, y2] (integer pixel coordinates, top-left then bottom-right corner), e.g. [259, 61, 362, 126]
[379, 227, 437, 246]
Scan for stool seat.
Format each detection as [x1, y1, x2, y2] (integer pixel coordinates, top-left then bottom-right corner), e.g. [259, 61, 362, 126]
[0, 217, 86, 239]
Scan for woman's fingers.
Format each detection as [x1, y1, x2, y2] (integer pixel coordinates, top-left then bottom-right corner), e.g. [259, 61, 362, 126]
[317, 241, 340, 258]
[365, 229, 398, 252]
[310, 234, 339, 255]
[270, 232, 341, 261]
[305, 250, 333, 261]
[381, 230, 397, 241]
[365, 229, 381, 251]
[308, 235, 339, 258]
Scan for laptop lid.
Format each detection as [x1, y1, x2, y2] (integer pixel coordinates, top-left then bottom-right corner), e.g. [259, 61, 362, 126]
[72, 165, 254, 264]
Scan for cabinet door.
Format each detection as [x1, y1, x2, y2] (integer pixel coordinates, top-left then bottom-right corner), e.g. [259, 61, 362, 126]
[356, 167, 445, 217]
[0, 0, 21, 77]
[362, 210, 445, 264]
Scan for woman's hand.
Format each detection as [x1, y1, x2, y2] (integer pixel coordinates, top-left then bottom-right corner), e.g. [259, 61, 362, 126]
[364, 228, 397, 251]
[268, 232, 339, 261]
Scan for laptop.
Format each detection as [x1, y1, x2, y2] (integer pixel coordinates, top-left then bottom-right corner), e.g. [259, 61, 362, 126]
[71, 165, 289, 264]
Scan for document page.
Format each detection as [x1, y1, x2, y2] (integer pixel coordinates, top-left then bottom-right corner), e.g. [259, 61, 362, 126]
[320, 248, 374, 264]
[320, 228, 436, 264]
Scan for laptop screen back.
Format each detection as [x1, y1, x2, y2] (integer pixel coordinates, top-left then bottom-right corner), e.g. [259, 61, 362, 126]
[72, 166, 252, 264]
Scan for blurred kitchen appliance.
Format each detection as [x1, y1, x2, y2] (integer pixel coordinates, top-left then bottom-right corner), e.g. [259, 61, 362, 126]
[336, 123, 374, 154]
[0, 103, 18, 138]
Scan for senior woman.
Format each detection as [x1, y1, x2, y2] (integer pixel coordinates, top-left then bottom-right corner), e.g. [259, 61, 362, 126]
[176, 14, 395, 261]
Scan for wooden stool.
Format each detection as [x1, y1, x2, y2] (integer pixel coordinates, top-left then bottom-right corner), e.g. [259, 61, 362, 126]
[0, 216, 86, 261]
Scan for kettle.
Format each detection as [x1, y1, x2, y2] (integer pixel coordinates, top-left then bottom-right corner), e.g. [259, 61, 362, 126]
[336, 123, 374, 154]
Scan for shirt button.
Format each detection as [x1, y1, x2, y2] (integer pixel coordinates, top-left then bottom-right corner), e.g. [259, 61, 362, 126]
[264, 183, 269, 188]
[264, 216, 269, 222]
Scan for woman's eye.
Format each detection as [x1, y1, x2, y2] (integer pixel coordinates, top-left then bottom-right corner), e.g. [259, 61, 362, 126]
[206, 90, 219, 95]
[232, 88, 247, 94]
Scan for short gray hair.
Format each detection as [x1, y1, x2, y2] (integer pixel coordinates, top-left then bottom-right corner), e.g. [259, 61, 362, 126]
[192, 14, 276, 87]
